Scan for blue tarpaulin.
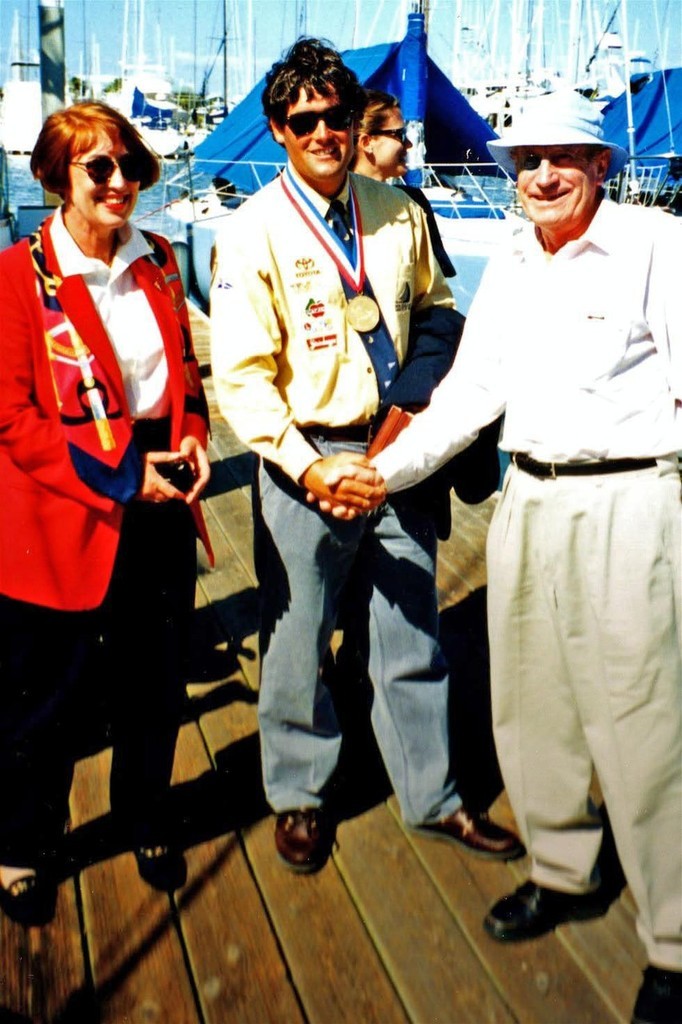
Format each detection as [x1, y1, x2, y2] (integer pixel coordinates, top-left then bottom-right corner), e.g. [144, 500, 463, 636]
[193, 31, 497, 193]
[601, 68, 682, 157]
[132, 86, 174, 124]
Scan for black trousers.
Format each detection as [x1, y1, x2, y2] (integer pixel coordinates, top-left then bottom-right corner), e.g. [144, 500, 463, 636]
[0, 495, 196, 865]
[104, 496, 196, 845]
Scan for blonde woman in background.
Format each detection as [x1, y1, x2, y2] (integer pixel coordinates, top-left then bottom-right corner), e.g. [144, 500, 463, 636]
[352, 88, 455, 278]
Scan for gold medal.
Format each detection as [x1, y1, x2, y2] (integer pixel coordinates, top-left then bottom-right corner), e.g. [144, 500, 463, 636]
[346, 294, 380, 332]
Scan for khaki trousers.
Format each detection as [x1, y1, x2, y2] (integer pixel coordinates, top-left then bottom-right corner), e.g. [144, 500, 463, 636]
[487, 458, 682, 969]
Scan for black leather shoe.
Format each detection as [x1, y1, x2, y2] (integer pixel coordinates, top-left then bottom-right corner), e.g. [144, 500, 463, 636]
[632, 966, 682, 1024]
[275, 809, 332, 874]
[0, 870, 58, 927]
[484, 880, 609, 941]
[135, 845, 187, 892]
[412, 807, 525, 861]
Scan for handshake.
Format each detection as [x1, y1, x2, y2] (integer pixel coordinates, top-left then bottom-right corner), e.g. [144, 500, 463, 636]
[301, 452, 388, 519]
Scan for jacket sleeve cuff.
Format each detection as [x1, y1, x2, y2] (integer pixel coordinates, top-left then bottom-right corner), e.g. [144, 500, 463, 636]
[182, 413, 209, 448]
[278, 429, 322, 484]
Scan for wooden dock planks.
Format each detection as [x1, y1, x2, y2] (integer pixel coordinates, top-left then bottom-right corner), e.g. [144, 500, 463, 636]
[173, 725, 304, 1024]
[335, 806, 515, 1024]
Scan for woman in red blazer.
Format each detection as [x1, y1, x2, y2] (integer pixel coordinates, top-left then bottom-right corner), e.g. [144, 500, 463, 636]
[0, 102, 212, 922]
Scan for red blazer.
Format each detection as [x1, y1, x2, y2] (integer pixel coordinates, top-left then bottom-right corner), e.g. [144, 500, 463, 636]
[0, 221, 212, 611]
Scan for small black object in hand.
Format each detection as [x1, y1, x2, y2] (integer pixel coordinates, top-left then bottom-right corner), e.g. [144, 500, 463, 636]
[156, 459, 195, 493]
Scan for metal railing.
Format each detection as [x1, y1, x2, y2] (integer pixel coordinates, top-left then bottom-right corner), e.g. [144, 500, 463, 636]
[0, 146, 16, 243]
[161, 156, 520, 224]
[419, 162, 519, 218]
[606, 156, 679, 208]
[158, 151, 682, 246]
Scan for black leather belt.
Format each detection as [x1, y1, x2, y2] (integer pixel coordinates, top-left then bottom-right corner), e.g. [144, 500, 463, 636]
[511, 452, 657, 479]
[301, 423, 372, 443]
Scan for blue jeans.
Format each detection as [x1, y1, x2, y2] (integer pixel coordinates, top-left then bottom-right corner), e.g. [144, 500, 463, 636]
[255, 448, 461, 826]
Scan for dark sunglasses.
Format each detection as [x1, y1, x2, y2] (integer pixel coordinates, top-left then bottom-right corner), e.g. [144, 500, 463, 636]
[372, 127, 409, 144]
[71, 153, 145, 185]
[515, 147, 597, 172]
[285, 106, 353, 138]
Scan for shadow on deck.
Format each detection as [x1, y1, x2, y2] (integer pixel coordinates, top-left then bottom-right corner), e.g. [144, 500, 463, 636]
[0, 304, 645, 1024]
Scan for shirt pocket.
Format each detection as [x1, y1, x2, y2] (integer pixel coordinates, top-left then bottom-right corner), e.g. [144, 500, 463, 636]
[569, 307, 640, 386]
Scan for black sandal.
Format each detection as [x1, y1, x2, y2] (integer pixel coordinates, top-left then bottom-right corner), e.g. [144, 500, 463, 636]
[134, 845, 187, 892]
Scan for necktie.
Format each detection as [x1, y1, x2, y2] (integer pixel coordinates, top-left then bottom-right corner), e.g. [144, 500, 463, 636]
[327, 199, 398, 398]
[327, 199, 353, 258]
[356, 277, 399, 398]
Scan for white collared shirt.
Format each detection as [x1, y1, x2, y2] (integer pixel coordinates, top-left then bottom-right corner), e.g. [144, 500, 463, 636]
[374, 198, 682, 492]
[50, 208, 170, 419]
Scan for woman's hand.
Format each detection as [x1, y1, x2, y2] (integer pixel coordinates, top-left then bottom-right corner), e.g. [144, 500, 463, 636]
[137, 451, 187, 502]
[136, 437, 210, 504]
[178, 435, 210, 503]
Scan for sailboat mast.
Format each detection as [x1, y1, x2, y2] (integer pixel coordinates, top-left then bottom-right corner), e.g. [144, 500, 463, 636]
[38, 0, 65, 120]
[138, 0, 146, 73]
[567, 0, 581, 83]
[247, 0, 255, 96]
[223, 0, 228, 117]
[121, 0, 129, 81]
[38, 0, 65, 204]
[402, 5, 428, 186]
[352, 0, 360, 49]
[619, 0, 637, 169]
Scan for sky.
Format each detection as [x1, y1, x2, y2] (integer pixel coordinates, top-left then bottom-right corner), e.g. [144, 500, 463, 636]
[1, 0, 681, 107]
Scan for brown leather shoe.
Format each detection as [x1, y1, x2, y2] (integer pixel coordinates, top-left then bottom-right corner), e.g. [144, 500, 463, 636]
[412, 807, 525, 861]
[275, 809, 333, 874]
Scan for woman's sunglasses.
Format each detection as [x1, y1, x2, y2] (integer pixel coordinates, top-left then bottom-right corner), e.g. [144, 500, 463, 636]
[372, 128, 409, 145]
[285, 106, 353, 138]
[71, 154, 145, 185]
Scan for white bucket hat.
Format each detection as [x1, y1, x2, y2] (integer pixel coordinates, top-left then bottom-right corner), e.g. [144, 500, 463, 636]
[487, 90, 628, 180]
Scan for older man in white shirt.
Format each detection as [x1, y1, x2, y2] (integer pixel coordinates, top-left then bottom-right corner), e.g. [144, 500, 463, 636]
[367, 92, 682, 1024]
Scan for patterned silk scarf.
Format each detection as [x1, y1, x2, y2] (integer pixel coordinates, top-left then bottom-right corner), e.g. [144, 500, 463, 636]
[30, 223, 143, 502]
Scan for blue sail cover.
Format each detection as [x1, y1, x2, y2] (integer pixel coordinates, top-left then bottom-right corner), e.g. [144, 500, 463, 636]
[131, 86, 174, 124]
[400, 12, 427, 123]
[601, 68, 682, 157]
[193, 33, 497, 192]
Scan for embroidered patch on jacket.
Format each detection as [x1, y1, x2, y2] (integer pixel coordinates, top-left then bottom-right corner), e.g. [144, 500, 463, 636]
[295, 256, 321, 279]
[396, 280, 411, 311]
[306, 334, 338, 350]
[306, 298, 326, 318]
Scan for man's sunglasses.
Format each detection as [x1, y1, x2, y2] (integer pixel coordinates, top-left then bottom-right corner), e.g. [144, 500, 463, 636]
[372, 127, 409, 144]
[514, 147, 598, 172]
[285, 106, 353, 138]
[71, 154, 145, 185]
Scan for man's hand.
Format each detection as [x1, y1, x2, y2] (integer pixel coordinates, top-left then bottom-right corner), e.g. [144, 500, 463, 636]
[301, 453, 387, 519]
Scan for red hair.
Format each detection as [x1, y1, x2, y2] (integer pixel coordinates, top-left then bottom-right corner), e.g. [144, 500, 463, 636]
[30, 101, 160, 196]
